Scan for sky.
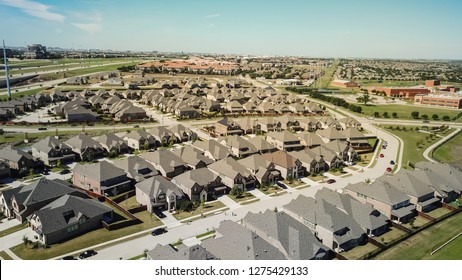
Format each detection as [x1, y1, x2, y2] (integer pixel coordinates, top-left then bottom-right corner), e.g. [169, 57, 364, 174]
[0, 0, 461, 59]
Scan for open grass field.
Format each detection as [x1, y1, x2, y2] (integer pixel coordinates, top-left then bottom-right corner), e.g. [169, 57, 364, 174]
[358, 79, 427, 87]
[310, 60, 339, 88]
[383, 126, 451, 168]
[39, 62, 137, 80]
[373, 211, 462, 260]
[433, 130, 462, 169]
[357, 104, 461, 121]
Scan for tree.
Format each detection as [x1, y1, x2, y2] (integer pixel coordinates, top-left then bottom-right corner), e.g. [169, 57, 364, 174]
[431, 114, 439, 120]
[442, 115, 450, 121]
[230, 186, 243, 198]
[421, 114, 429, 120]
[57, 160, 62, 170]
[411, 111, 420, 119]
[373, 112, 380, 118]
[143, 141, 149, 150]
[356, 92, 376, 105]
[392, 112, 398, 118]
[383, 112, 389, 118]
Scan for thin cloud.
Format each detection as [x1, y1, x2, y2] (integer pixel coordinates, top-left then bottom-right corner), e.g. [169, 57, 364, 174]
[72, 22, 102, 33]
[0, 0, 65, 22]
[208, 23, 215, 28]
[205, 14, 220, 18]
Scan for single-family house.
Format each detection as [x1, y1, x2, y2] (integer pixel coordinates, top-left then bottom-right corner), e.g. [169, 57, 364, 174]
[140, 150, 187, 178]
[0, 145, 36, 176]
[261, 150, 304, 179]
[266, 131, 304, 152]
[112, 156, 159, 183]
[208, 157, 256, 191]
[135, 175, 185, 212]
[171, 168, 224, 202]
[64, 134, 105, 162]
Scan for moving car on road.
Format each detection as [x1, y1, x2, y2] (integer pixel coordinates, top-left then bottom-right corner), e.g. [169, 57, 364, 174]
[151, 228, 167, 236]
[79, 250, 97, 259]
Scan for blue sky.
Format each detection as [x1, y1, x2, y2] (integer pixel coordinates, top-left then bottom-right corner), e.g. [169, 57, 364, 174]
[1, 0, 461, 59]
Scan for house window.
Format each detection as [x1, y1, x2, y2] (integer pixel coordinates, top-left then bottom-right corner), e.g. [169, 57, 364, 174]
[79, 216, 87, 224]
[67, 224, 78, 233]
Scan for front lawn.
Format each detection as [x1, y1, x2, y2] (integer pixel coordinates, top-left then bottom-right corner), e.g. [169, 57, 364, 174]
[260, 185, 282, 195]
[228, 192, 256, 203]
[172, 201, 226, 220]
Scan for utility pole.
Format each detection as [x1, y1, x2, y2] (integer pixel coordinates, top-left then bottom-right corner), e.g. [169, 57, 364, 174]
[3, 40, 11, 100]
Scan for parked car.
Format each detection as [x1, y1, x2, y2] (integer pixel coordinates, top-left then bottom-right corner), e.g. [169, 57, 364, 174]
[38, 127, 47, 131]
[390, 160, 395, 165]
[380, 153, 384, 158]
[59, 169, 71, 175]
[151, 228, 167, 236]
[276, 181, 287, 189]
[382, 145, 387, 149]
[79, 250, 97, 259]
[386, 167, 392, 172]
[61, 255, 77, 260]
[154, 210, 166, 219]
[42, 169, 50, 175]
[326, 179, 336, 184]
[133, 125, 140, 128]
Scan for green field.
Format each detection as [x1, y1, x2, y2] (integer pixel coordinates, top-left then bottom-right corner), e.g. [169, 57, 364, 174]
[374, 211, 462, 260]
[39, 62, 137, 80]
[358, 104, 461, 121]
[358, 79, 427, 87]
[433, 131, 462, 169]
[311, 60, 339, 88]
[383, 126, 451, 168]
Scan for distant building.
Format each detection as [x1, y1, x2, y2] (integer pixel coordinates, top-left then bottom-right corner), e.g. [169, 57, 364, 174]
[374, 86, 430, 98]
[331, 79, 358, 88]
[414, 93, 462, 109]
[24, 44, 49, 59]
[425, 80, 440, 87]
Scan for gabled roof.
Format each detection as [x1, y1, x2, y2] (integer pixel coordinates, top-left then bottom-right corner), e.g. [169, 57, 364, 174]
[124, 129, 153, 141]
[243, 210, 329, 260]
[172, 146, 214, 167]
[343, 128, 367, 139]
[94, 133, 127, 150]
[34, 194, 112, 234]
[297, 132, 325, 146]
[218, 135, 258, 154]
[64, 134, 103, 151]
[316, 127, 346, 140]
[202, 220, 287, 260]
[378, 170, 435, 198]
[208, 157, 253, 179]
[415, 162, 462, 191]
[267, 131, 300, 143]
[112, 156, 159, 182]
[12, 178, 76, 207]
[147, 244, 217, 260]
[315, 188, 388, 232]
[0, 145, 34, 162]
[261, 150, 300, 169]
[73, 161, 127, 182]
[238, 154, 273, 172]
[345, 181, 409, 206]
[247, 136, 277, 152]
[140, 150, 186, 173]
[135, 175, 184, 198]
[172, 168, 219, 189]
[192, 139, 231, 161]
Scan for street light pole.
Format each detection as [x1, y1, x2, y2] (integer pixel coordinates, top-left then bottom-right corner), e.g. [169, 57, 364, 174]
[3, 40, 11, 99]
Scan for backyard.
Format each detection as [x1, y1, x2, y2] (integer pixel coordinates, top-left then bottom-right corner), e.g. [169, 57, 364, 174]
[373, 211, 462, 260]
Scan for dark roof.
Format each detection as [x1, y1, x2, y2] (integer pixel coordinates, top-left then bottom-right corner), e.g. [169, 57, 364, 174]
[33, 194, 112, 234]
[73, 161, 127, 182]
[112, 156, 159, 182]
[147, 244, 217, 260]
[0, 145, 34, 162]
[135, 175, 184, 198]
[12, 178, 76, 207]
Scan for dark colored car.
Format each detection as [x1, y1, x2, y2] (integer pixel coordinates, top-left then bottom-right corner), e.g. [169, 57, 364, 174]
[390, 160, 395, 165]
[380, 153, 384, 158]
[59, 169, 71, 175]
[38, 127, 47, 131]
[79, 250, 97, 259]
[275, 181, 287, 189]
[151, 228, 167, 236]
[326, 179, 336, 184]
[133, 125, 140, 128]
[154, 210, 166, 219]
[62, 255, 77, 260]
[42, 168, 50, 175]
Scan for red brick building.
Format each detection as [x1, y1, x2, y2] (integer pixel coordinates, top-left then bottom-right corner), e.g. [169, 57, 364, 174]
[375, 86, 430, 98]
[414, 94, 462, 109]
[425, 80, 440, 87]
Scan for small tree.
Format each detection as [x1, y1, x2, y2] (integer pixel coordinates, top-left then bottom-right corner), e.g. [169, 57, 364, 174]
[442, 115, 450, 121]
[373, 112, 380, 118]
[383, 112, 389, 118]
[143, 141, 149, 150]
[57, 160, 62, 170]
[392, 112, 398, 118]
[421, 114, 429, 120]
[411, 111, 420, 119]
[432, 114, 439, 120]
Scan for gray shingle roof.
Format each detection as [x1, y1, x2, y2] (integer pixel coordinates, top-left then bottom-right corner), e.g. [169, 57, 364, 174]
[208, 157, 252, 179]
[12, 178, 76, 207]
[243, 210, 329, 260]
[378, 170, 434, 198]
[64, 134, 104, 151]
[345, 181, 409, 206]
[147, 244, 217, 260]
[112, 156, 159, 182]
[0, 145, 34, 162]
[172, 146, 214, 167]
[172, 168, 219, 190]
[32, 136, 72, 154]
[192, 139, 231, 161]
[202, 220, 287, 260]
[135, 175, 184, 199]
[73, 161, 127, 182]
[33, 194, 112, 234]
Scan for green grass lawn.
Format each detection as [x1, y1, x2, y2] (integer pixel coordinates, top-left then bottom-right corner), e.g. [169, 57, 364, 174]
[433, 131, 462, 169]
[0, 223, 28, 237]
[401, 216, 431, 231]
[11, 210, 162, 260]
[311, 60, 339, 88]
[384, 126, 450, 168]
[228, 192, 256, 203]
[307, 174, 328, 182]
[341, 242, 380, 260]
[173, 201, 226, 220]
[357, 104, 461, 121]
[358, 79, 427, 87]
[0, 250, 13, 260]
[260, 185, 282, 195]
[356, 151, 375, 167]
[119, 196, 141, 210]
[427, 207, 452, 219]
[39, 62, 137, 80]
[431, 233, 462, 260]
[280, 179, 304, 188]
[373, 211, 462, 260]
[373, 227, 408, 245]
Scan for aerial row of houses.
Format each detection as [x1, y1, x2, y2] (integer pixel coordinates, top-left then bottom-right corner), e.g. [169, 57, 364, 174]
[0, 92, 51, 121]
[146, 161, 462, 260]
[0, 124, 196, 176]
